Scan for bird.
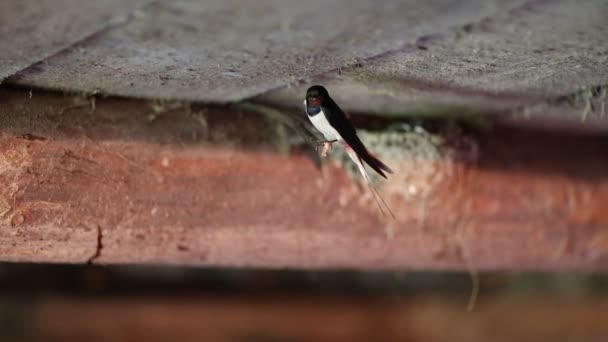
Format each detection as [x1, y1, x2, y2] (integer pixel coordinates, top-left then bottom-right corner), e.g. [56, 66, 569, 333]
[304, 85, 395, 217]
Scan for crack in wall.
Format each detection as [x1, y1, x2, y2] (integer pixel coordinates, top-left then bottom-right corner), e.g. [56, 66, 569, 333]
[87, 225, 104, 264]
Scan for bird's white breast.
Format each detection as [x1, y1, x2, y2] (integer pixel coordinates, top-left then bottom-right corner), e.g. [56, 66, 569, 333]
[304, 100, 342, 141]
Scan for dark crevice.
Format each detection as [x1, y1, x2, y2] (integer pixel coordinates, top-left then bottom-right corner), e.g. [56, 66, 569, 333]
[87, 225, 104, 265]
[513, 82, 608, 124]
[551, 84, 608, 107]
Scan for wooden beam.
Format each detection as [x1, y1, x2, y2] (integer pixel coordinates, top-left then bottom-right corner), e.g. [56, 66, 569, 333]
[1, 87, 607, 270]
[18, 296, 608, 341]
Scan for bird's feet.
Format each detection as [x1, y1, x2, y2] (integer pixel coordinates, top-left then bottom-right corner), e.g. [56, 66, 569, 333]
[316, 140, 336, 157]
[320, 141, 333, 157]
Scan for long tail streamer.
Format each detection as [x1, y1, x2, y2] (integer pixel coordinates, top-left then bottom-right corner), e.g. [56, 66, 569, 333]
[343, 145, 395, 219]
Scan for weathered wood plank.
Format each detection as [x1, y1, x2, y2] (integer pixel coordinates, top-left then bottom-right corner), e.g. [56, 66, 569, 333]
[1, 88, 607, 269]
[21, 296, 608, 342]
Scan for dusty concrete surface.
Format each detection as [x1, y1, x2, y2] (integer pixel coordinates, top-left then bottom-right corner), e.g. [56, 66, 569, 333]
[6, 0, 528, 102]
[1, 0, 605, 118]
[1, 88, 607, 270]
[259, 0, 608, 116]
[0, 0, 148, 81]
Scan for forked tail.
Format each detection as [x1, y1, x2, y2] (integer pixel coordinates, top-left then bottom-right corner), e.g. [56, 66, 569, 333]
[361, 152, 393, 179]
[343, 146, 395, 219]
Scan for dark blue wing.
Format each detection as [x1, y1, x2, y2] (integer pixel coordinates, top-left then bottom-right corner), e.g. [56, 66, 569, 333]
[322, 100, 364, 152]
[323, 99, 392, 178]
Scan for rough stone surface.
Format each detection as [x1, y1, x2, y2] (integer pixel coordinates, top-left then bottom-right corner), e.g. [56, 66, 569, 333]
[0, 0, 148, 81]
[7, 0, 527, 102]
[259, 0, 608, 115]
[1, 0, 606, 118]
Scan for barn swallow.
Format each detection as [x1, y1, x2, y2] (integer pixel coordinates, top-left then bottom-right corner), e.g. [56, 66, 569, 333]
[304, 85, 395, 216]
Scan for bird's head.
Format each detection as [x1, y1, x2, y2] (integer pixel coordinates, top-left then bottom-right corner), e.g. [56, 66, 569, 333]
[306, 85, 329, 107]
